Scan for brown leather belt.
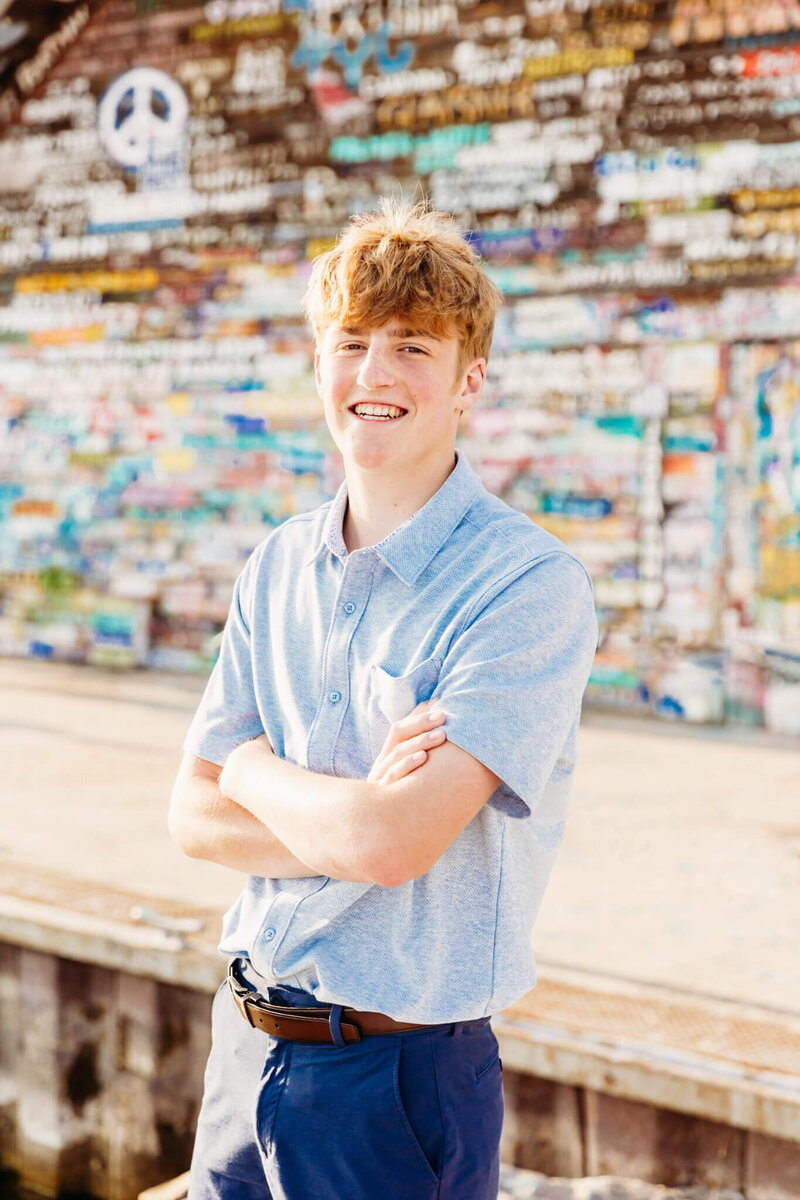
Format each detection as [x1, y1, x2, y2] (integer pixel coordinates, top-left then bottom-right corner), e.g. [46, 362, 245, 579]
[227, 958, 437, 1044]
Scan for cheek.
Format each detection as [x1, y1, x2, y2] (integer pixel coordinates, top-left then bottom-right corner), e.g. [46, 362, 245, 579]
[322, 371, 346, 405]
[416, 387, 450, 420]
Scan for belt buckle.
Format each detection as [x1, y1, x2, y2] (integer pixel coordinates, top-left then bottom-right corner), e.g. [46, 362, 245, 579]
[226, 960, 362, 1043]
[243, 993, 361, 1044]
[227, 959, 270, 1029]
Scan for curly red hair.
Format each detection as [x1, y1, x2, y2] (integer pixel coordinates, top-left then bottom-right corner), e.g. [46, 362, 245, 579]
[303, 196, 502, 379]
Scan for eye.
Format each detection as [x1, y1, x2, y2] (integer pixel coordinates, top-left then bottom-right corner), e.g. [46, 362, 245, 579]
[401, 345, 427, 354]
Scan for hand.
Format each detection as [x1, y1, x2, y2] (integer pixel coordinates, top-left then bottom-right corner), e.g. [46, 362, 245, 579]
[367, 700, 447, 786]
[219, 734, 273, 800]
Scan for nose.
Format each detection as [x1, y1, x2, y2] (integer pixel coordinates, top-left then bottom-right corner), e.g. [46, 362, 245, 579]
[357, 344, 395, 390]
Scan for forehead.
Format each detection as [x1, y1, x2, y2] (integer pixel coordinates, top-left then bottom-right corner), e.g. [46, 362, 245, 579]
[322, 320, 454, 345]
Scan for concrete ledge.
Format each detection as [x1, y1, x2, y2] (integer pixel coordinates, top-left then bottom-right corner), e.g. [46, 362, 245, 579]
[0, 891, 222, 992]
[0, 861, 225, 992]
[0, 862, 798, 1148]
[494, 1011, 799, 1142]
[498, 965, 800, 1144]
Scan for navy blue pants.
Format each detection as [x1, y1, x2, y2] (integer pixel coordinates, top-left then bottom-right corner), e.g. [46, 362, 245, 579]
[188, 957, 504, 1199]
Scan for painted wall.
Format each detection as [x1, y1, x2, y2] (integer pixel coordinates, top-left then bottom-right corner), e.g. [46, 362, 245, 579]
[0, 0, 799, 730]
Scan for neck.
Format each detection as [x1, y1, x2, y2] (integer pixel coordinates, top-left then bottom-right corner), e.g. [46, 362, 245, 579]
[342, 450, 458, 553]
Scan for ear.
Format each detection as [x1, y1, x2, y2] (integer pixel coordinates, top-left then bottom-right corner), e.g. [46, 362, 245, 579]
[455, 357, 486, 416]
[314, 346, 322, 394]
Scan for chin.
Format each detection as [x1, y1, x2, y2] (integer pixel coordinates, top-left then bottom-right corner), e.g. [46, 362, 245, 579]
[340, 429, 407, 469]
[349, 445, 399, 473]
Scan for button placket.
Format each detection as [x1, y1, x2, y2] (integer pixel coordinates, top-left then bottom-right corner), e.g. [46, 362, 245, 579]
[307, 550, 374, 774]
[261, 874, 329, 972]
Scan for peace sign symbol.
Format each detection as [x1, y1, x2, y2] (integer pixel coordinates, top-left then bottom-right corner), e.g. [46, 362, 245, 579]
[98, 68, 188, 169]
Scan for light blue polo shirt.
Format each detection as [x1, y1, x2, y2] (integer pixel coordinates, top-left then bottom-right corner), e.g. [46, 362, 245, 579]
[183, 450, 598, 1023]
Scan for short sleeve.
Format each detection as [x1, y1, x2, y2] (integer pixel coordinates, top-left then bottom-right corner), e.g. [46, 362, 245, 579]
[430, 552, 599, 819]
[182, 550, 264, 766]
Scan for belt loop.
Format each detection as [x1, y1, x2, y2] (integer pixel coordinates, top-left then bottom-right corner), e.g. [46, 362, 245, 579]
[450, 1021, 464, 1037]
[329, 1004, 347, 1048]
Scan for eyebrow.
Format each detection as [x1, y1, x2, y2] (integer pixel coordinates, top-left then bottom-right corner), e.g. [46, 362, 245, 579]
[339, 326, 441, 341]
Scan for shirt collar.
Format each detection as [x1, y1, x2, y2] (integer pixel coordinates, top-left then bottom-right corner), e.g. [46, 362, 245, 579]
[311, 450, 484, 585]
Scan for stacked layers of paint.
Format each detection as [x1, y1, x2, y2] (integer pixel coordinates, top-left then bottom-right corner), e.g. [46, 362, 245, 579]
[0, 0, 799, 729]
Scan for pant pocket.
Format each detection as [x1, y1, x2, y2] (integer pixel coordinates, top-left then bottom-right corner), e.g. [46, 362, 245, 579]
[393, 1035, 444, 1184]
[475, 1046, 501, 1083]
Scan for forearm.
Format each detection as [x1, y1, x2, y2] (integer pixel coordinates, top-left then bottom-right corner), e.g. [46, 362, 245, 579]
[171, 774, 321, 879]
[219, 707, 456, 886]
[220, 745, 383, 883]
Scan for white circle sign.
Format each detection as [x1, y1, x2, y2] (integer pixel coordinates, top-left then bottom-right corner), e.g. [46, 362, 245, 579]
[98, 67, 188, 169]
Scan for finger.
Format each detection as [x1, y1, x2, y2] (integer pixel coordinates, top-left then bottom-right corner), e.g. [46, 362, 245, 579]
[381, 748, 428, 785]
[372, 705, 447, 770]
[391, 705, 446, 748]
[380, 724, 447, 771]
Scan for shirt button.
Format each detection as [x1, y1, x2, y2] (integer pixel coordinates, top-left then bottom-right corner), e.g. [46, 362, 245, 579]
[264, 928, 276, 941]
[343, 601, 356, 615]
[329, 690, 341, 704]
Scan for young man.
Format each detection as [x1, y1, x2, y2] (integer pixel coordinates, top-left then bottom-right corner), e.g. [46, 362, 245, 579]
[170, 198, 599, 1199]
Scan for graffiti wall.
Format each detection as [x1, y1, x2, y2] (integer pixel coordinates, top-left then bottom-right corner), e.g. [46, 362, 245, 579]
[1, 0, 799, 731]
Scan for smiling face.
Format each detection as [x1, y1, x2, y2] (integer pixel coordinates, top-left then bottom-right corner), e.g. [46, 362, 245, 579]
[315, 319, 485, 481]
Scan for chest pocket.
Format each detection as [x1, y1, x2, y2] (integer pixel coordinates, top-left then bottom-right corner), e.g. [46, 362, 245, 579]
[367, 657, 442, 762]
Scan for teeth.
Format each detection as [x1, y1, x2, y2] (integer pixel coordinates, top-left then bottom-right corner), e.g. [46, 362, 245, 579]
[352, 404, 405, 418]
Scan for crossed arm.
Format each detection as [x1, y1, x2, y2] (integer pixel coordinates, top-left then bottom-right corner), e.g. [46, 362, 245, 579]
[168, 702, 501, 888]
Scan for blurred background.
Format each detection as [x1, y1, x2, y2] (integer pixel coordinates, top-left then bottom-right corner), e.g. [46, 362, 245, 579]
[0, 0, 799, 729]
[0, 2, 799, 1199]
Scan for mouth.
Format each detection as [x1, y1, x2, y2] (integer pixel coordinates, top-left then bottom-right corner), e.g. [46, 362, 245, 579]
[348, 403, 408, 421]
